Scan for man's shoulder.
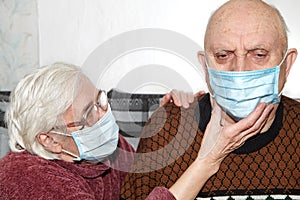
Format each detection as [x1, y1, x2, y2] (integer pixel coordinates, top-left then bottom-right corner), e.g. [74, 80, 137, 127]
[282, 95, 300, 106]
[282, 95, 300, 114]
[137, 93, 206, 149]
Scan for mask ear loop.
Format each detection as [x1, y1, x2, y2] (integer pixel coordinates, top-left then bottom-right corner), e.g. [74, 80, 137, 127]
[49, 130, 81, 161]
[277, 50, 289, 98]
[279, 50, 289, 66]
[61, 149, 80, 160]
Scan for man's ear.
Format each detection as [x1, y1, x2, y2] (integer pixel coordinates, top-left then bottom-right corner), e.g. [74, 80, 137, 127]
[36, 133, 62, 153]
[198, 51, 212, 93]
[284, 48, 298, 78]
[197, 51, 206, 68]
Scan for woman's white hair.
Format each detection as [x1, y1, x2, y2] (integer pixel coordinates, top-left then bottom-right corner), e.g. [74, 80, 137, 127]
[5, 62, 82, 159]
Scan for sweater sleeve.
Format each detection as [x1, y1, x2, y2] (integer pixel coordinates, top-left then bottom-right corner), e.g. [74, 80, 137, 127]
[146, 186, 176, 200]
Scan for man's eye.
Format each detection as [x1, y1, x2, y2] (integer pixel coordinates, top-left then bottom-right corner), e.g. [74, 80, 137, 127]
[217, 54, 227, 59]
[255, 53, 266, 58]
[251, 49, 268, 59]
[215, 52, 233, 60]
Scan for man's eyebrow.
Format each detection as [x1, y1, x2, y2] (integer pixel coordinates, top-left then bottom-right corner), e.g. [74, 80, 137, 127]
[248, 46, 269, 51]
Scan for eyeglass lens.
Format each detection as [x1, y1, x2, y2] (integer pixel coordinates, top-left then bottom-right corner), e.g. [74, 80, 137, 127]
[85, 90, 108, 126]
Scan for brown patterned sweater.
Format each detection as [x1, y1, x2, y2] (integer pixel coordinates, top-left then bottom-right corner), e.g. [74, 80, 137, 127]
[120, 94, 300, 200]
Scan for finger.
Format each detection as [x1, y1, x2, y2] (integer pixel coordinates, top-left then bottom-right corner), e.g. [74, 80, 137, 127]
[182, 92, 193, 108]
[172, 90, 192, 108]
[194, 90, 206, 97]
[175, 90, 189, 108]
[219, 103, 267, 146]
[171, 90, 184, 107]
[160, 93, 172, 106]
[234, 103, 274, 143]
[187, 92, 194, 104]
[202, 103, 273, 161]
[161, 90, 196, 108]
[232, 102, 268, 134]
[243, 103, 274, 140]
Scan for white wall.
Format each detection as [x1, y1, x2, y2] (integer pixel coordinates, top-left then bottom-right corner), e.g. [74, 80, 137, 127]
[37, 0, 300, 97]
[0, 0, 39, 91]
[1, 0, 299, 98]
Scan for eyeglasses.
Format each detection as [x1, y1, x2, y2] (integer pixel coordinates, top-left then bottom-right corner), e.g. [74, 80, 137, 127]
[66, 90, 108, 130]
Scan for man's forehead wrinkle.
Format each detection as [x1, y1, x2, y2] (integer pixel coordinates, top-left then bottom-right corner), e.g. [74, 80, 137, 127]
[205, 0, 284, 50]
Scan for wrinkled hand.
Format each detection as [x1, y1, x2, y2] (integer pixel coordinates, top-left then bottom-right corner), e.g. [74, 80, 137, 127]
[198, 100, 274, 166]
[160, 89, 205, 108]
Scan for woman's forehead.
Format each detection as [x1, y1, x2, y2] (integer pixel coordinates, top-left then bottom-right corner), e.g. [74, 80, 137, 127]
[68, 75, 98, 117]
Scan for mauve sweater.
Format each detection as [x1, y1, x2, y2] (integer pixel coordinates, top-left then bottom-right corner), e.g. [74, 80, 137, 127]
[0, 134, 176, 200]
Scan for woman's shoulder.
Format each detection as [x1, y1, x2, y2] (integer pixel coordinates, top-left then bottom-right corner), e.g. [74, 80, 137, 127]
[0, 151, 96, 199]
[0, 151, 65, 179]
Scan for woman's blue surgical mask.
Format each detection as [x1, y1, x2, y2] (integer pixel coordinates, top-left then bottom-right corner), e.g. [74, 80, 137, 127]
[52, 105, 119, 162]
[207, 53, 287, 121]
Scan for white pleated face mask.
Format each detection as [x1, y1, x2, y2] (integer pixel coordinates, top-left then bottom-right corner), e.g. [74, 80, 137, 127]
[53, 105, 119, 162]
[207, 53, 286, 121]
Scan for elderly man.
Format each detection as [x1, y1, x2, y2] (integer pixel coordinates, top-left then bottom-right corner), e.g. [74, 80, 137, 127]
[121, 0, 299, 199]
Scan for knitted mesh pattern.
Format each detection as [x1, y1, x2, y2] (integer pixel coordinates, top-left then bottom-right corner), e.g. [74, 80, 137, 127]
[120, 96, 300, 200]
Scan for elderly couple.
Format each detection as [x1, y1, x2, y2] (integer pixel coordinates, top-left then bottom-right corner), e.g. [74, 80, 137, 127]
[0, 0, 299, 199]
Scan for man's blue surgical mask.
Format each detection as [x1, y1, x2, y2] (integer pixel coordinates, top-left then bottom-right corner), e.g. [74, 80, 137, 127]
[52, 105, 119, 162]
[207, 54, 286, 121]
